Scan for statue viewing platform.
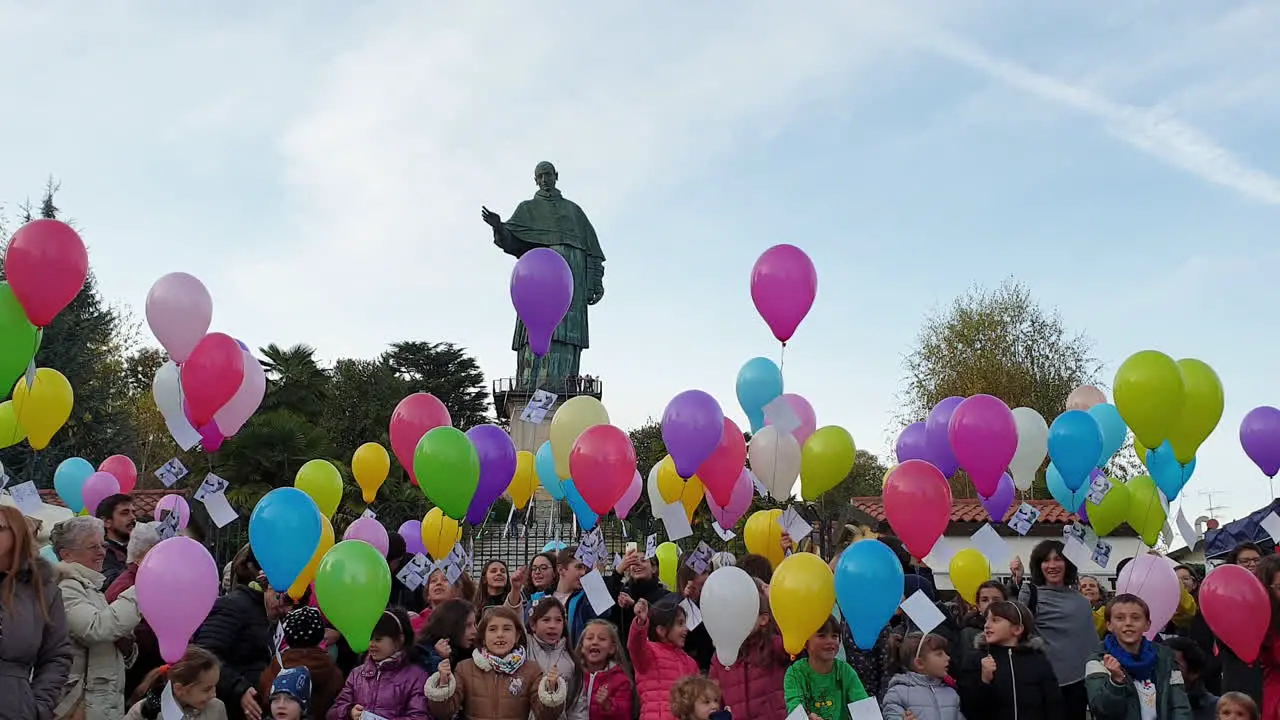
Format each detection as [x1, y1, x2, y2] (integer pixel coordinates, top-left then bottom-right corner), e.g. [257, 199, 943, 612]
[493, 375, 603, 453]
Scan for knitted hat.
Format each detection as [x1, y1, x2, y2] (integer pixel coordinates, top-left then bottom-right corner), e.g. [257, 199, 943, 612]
[270, 666, 312, 711]
[283, 607, 325, 648]
[904, 574, 938, 603]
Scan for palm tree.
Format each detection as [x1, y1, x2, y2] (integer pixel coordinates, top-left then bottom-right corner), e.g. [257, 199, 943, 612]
[260, 343, 331, 418]
[217, 410, 334, 505]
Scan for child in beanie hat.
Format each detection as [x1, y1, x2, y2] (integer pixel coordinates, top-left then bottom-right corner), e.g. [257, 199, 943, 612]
[269, 666, 311, 720]
[258, 608, 343, 719]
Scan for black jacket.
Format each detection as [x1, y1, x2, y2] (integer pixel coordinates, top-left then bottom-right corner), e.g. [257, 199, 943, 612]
[193, 586, 273, 720]
[958, 636, 1065, 720]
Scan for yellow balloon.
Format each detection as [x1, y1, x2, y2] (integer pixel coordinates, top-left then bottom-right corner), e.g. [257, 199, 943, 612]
[656, 541, 680, 589]
[949, 548, 991, 604]
[549, 396, 609, 479]
[800, 425, 856, 501]
[882, 465, 896, 486]
[0, 400, 27, 449]
[288, 513, 334, 600]
[1113, 350, 1185, 451]
[351, 442, 390, 504]
[1167, 359, 1223, 464]
[507, 451, 538, 510]
[656, 455, 684, 503]
[295, 459, 343, 517]
[744, 509, 786, 568]
[1133, 437, 1149, 468]
[1126, 475, 1166, 546]
[769, 552, 836, 655]
[421, 507, 462, 560]
[11, 368, 73, 451]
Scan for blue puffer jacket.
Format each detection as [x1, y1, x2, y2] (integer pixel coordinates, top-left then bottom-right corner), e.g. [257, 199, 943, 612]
[881, 672, 966, 720]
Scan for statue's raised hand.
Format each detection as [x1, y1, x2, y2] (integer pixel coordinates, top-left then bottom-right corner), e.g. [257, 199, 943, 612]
[481, 206, 502, 229]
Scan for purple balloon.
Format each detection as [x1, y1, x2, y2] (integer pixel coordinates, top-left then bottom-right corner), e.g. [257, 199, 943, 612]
[399, 520, 426, 556]
[925, 396, 963, 477]
[464, 424, 518, 525]
[895, 422, 929, 464]
[1241, 406, 1280, 478]
[510, 248, 573, 356]
[662, 390, 724, 478]
[978, 473, 1015, 521]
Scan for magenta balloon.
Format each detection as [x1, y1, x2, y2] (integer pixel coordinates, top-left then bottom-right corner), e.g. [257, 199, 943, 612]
[510, 248, 573, 357]
[947, 394, 1018, 497]
[81, 472, 121, 517]
[180, 332, 245, 426]
[1241, 406, 1280, 478]
[662, 390, 724, 478]
[706, 468, 754, 528]
[214, 348, 267, 436]
[343, 517, 390, 556]
[465, 424, 518, 525]
[136, 537, 219, 662]
[398, 520, 426, 556]
[155, 494, 191, 529]
[978, 473, 1015, 522]
[145, 272, 213, 364]
[615, 470, 643, 519]
[895, 422, 930, 464]
[750, 244, 817, 343]
[924, 397, 963, 477]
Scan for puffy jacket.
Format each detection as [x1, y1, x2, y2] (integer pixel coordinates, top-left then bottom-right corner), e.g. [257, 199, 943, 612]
[0, 557, 71, 720]
[628, 615, 698, 720]
[583, 663, 633, 720]
[957, 636, 1063, 720]
[192, 585, 272, 720]
[881, 672, 966, 720]
[709, 633, 789, 718]
[425, 648, 568, 720]
[53, 562, 142, 720]
[106, 563, 160, 697]
[1083, 645, 1191, 720]
[328, 652, 429, 720]
[258, 647, 344, 720]
[122, 697, 228, 719]
[1257, 631, 1280, 720]
[529, 636, 581, 718]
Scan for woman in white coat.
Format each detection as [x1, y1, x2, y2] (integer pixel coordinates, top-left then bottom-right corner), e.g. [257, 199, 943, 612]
[49, 516, 143, 720]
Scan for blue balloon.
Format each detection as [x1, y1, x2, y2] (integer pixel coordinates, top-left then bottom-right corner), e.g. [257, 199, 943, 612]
[562, 480, 599, 531]
[1087, 403, 1127, 467]
[735, 357, 784, 433]
[54, 457, 95, 513]
[534, 442, 566, 500]
[835, 539, 904, 650]
[1046, 463, 1087, 512]
[1048, 410, 1103, 491]
[1147, 440, 1195, 500]
[249, 488, 323, 591]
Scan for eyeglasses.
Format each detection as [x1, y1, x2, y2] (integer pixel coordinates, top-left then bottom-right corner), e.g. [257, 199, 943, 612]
[531, 565, 553, 572]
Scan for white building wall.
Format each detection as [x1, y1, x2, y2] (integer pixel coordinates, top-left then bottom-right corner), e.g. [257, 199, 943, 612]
[920, 533, 1148, 592]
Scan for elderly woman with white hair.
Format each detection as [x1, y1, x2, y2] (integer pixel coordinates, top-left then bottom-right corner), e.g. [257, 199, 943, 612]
[106, 521, 164, 698]
[49, 515, 143, 720]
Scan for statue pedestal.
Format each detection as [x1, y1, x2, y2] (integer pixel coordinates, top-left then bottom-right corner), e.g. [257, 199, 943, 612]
[493, 376, 604, 453]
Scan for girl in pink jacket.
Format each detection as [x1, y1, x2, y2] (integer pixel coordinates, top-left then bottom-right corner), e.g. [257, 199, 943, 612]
[628, 597, 699, 720]
[576, 619, 634, 720]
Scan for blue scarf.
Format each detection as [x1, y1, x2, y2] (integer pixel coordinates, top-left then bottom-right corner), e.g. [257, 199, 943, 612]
[1103, 634, 1158, 681]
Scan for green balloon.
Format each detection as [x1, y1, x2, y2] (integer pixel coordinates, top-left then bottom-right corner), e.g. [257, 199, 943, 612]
[1125, 475, 1166, 546]
[0, 283, 39, 388]
[413, 426, 480, 520]
[1085, 478, 1129, 536]
[314, 540, 390, 652]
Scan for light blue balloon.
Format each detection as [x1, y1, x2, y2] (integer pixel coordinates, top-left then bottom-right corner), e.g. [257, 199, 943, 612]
[39, 545, 58, 563]
[1046, 463, 1087, 512]
[562, 480, 599, 531]
[1087, 403, 1127, 467]
[54, 457, 95, 513]
[735, 357, 784, 433]
[248, 487, 323, 591]
[1148, 440, 1195, 500]
[541, 540, 567, 553]
[1048, 410, 1103, 492]
[534, 442, 566, 500]
[836, 540, 904, 650]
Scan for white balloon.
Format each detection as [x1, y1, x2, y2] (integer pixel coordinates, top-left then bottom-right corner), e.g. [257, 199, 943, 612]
[646, 463, 664, 518]
[700, 566, 761, 666]
[151, 360, 200, 448]
[748, 427, 801, 500]
[1009, 407, 1048, 491]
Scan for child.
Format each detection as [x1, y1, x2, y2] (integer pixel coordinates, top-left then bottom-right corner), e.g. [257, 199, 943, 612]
[957, 600, 1062, 720]
[958, 581, 1008, 651]
[259, 607, 344, 719]
[1085, 593, 1192, 720]
[576, 619, 634, 720]
[881, 632, 966, 720]
[270, 667, 312, 720]
[529, 596, 585, 719]
[1216, 691, 1259, 720]
[711, 579, 790, 717]
[531, 547, 613, 646]
[415, 599, 478, 675]
[784, 616, 869, 720]
[670, 676, 731, 720]
[629, 596, 699, 720]
[425, 605, 568, 720]
[126, 645, 227, 719]
[329, 609, 430, 720]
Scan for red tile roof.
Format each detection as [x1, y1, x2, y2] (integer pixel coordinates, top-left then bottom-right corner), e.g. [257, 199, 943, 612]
[851, 497, 1080, 525]
[39, 488, 185, 518]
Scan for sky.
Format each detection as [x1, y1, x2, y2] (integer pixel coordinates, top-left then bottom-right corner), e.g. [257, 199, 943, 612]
[1, 1, 1277, 532]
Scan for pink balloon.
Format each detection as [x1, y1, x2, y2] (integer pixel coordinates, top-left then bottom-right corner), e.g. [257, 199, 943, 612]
[883, 460, 952, 559]
[389, 393, 452, 485]
[1066, 385, 1106, 411]
[180, 333, 245, 426]
[145, 272, 213, 364]
[1116, 553, 1181, 640]
[947, 394, 1017, 497]
[697, 418, 748, 507]
[1199, 564, 1272, 664]
[136, 537, 219, 662]
[343, 517, 389, 556]
[98, 455, 137, 494]
[213, 348, 266, 435]
[81, 472, 121, 516]
[766, 393, 817, 446]
[4, 219, 88, 327]
[615, 470, 643, 519]
[570, 425, 638, 515]
[750, 244, 817, 344]
[706, 468, 753, 528]
[154, 494, 191, 529]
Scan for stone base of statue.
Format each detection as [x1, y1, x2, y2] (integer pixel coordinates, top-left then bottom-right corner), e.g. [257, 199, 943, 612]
[494, 376, 604, 454]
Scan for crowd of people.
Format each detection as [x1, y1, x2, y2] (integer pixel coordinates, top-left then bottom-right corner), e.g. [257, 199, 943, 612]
[1, 494, 1279, 720]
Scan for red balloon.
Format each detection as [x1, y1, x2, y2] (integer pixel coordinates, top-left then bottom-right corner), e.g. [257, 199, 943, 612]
[883, 459, 952, 560]
[180, 333, 245, 427]
[1199, 564, 1272, 664]
[569, 424, 637, 514]
[697, 417, 747, 506]
[4, 219, 88, 327]
[99, 455, 138, 494]
[390, 393, 452, 485]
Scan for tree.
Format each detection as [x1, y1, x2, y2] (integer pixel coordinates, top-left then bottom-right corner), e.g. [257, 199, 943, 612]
[825, 450, 889, 504]
[260, 344, 330, 418]
[899, 279, 1100, 498]
[385, 342, 490, 429]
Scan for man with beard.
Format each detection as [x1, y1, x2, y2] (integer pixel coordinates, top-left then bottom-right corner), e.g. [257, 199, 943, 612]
[94, 493, 136, 587]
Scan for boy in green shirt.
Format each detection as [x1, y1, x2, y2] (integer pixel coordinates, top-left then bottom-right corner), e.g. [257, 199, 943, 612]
[785, 616, 870, 720]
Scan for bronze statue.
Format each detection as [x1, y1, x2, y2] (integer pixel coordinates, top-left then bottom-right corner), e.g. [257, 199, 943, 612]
[483, 162, 605, 390]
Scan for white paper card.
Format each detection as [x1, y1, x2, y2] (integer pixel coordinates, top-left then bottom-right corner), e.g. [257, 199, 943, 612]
[763, 396, 802, 435]
[1261, 512, 1280, 545]
[0, 460, 9, 490]
[1008, 503, 1040, 535]
[519, 389, 558, 424]
[200, 491, 239, 528]
[1087, 474, 1113, 506]
[1092, 540, 1113, 568]
[900, 590, 946, 636]
[160, 682, 184, 720]
[193, 474, 228, 501]
[922, 537, 955, 571]
[749, 472, 768, 497]
[155, 458, 190, 487]
[613, 553, 624, 572]
[777, 506, 813, 544]
[23, 360, 36, 390]
[658, 500, 693, 541]
[1175, 507, 1198, 549]
[156, 511, 181, 540]
[679, 598, 703, 631]
[1062, 537, 1093, 569]
[849, 697, 885, 720]
[361, 712, 390, 720]
[785, 705, 808, 720]
[361, 508, 376, 520]
[970, 524, 1011, 567]
[580, 569, 615, 614]
[645, 534, 658, 559]
[7, 481, 42, 516]
[712, 521, 736, 541]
